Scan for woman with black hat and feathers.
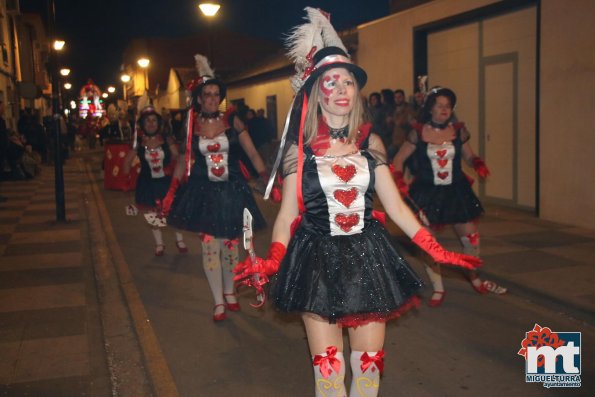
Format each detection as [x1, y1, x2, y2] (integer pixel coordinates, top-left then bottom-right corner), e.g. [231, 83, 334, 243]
[392, 86, 507, 309]
[123, 106, 187, 256]
[162, 54, 268, 322]
[233, 8, 481, 397]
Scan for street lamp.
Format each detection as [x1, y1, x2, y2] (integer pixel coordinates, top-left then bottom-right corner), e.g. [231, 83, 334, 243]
[137, 57, 150, 92]
[107, 86, 115, 93]
[60, 68, 70, 76]
[121, 73, 131, 100]
[63, 82, 72, 90]
[53, 39, 65, 51]
[198, 2, 221, 63]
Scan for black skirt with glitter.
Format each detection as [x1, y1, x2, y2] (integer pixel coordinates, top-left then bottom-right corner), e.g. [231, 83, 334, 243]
[271, 219, 423, 326]
[135, 175, 171, 209]
[409, 180, 484, 226]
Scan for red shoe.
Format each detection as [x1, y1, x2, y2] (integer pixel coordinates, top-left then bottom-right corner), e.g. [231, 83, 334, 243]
[213, 304, 226, 321]
[175, 240, 188, 253]
[224, 293, 240, 312]
[155, 244, 165, 257]
[469, 277, 488, 294]
[428, 291, 446, 307]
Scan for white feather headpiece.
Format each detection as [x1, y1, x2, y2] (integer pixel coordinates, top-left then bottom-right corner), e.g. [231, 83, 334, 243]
[285, 7, 348, 92]
[194, 53, 215, 80]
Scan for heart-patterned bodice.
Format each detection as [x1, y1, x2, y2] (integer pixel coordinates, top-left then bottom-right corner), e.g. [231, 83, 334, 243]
[199, 134, 230, 182]
[144, 146, 166, 178]
[427, 142, 455, 185]
[315, 152, 369, 236]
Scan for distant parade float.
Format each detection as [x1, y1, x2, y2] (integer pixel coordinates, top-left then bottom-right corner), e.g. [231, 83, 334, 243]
[78, 79, 105, 119]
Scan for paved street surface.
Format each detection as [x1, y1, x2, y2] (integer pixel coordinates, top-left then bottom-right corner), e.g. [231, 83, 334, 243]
[1, 149, 594, 396]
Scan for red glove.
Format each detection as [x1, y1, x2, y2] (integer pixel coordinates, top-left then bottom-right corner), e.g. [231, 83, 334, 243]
[472, 157, 490, 179]
[233, 242, 286, 280]
[389, 165, 409, 196]
[412, 228, 482, 270]
[160, 176, 181, 216]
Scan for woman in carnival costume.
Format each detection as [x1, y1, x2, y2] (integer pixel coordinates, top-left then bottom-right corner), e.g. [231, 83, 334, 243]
[163, 54, 268, 321]
[123, 106, 188, 256]
[234, 8, 481, 397]
[392, 86, 507, 308]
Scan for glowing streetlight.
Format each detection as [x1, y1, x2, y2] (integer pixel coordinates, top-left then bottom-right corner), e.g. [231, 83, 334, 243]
[107, 86, 116, 93]
[102, 93, 108, 98]
[63, 83, 72, 89]
[137, 58, 150, 68]
[60, 68, 70, 76]
[120, 74, 131, 83]
[198, 2, 221, 17]
[53, 40, 65, 51]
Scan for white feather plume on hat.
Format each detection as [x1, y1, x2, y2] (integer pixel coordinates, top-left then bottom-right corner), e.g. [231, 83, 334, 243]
[194, 53, 215, 79]
[285, 7, 348, 93]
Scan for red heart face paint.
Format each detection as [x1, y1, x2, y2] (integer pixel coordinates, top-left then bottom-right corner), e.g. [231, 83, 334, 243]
[318, 68, 356, 120]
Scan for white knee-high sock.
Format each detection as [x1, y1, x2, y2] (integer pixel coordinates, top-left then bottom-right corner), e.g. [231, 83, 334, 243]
[201, 238, 224, 306]
[220, 239, 239, 296]
[349, 350, 384, 397]
[175, 231, 185, 242]
[312, 347, 346, 397]
[460, 232, 480, 257]
[151, 228, 163, 246]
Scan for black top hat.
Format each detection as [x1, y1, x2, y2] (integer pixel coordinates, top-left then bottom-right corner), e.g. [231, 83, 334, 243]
[301, 46, 367, 95]
[425, 87, 457, 108]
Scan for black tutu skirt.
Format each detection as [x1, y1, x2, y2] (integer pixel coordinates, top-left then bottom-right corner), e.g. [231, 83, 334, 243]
[410, 181, 484, 226]
[135, 175, 171, 209]
[271, 220, 423, 326]
[167, 176, 265, 239]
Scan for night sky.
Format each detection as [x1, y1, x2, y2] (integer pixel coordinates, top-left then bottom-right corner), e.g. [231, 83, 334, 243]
[21, 0, 389, 90]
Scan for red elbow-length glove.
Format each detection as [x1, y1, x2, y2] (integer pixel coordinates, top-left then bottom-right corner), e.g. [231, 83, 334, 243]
[233, 242, 287, 281]
[389, 165, 409, 196]
[471, 157, 490, 179]
[412, 228, 482, 270]
[159, 176, 181, 216]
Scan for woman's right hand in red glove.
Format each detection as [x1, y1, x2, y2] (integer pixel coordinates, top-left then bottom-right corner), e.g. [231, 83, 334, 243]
[233, 242, 286, 281]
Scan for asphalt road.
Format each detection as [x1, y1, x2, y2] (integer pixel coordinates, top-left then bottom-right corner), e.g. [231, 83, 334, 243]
[93, 155, 593, 397]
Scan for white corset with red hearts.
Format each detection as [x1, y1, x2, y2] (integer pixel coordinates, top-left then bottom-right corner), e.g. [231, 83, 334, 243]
[427, 142, 455, 185]
[316, 152, 369, 236]
[199, 134, 229, 182]
[144, 146, 165, 178]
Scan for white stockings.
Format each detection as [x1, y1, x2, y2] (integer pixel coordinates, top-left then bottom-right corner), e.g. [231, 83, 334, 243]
[349, 350, 383, 397]
[200, 237, 239, 306]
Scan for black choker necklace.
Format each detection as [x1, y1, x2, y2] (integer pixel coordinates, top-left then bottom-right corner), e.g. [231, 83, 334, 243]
[429, 120, 451, 130]
[329, 126, 348, 142]
[200, 111, 220, 119]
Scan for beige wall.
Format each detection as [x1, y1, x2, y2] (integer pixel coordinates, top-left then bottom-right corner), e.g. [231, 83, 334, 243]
[540, 0, 595, 229]
[358, 0, 497, 97]
[228, 77, 294, 138]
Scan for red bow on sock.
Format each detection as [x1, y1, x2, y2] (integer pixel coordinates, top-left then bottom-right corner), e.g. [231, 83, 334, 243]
[313, 346, 342, 379]
[360, 350, 385, 375]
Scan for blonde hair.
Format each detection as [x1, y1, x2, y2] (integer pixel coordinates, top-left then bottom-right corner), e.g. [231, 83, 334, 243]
[303, 70, 365, 146]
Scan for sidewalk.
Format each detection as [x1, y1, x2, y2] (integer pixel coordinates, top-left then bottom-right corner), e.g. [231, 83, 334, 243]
[1, 151, 594, 395]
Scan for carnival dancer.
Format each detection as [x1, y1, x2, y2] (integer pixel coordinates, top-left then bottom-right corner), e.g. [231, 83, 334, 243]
[392, 86, 507, 308]
[164, 54, 268, 322]
[233, 9, 481, 397]
[123, 106, 187, 256]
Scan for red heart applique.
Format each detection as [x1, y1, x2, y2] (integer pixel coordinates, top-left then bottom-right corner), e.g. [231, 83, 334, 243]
[436, 149, 447, 158]
[207, 143, 221, 152]
[152, 167, 162, 173]
[331, 164, 356, 183]
[210, 154, 223, 163]
[211, 167, 225, 177]
[437, 171, 449, 180]
[335, 213, 360, 232]
[437, 159, 448, 168]
[334, 188, 358, 208]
